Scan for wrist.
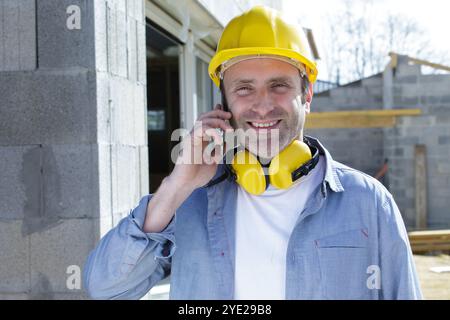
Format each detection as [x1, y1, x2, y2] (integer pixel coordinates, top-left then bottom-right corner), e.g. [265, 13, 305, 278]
[165, 171, 197, 194]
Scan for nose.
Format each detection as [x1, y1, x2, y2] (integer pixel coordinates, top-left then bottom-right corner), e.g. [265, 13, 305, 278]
[251, 88, 275, 118]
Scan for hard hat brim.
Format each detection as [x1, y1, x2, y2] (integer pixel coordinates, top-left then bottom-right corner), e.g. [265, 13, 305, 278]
[208, 47, 318, 87]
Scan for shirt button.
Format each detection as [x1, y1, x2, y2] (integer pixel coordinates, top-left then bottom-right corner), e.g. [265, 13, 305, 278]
[220, 252, 224, 256]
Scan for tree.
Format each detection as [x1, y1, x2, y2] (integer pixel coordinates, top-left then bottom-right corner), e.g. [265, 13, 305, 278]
[323, 0, 444, 84]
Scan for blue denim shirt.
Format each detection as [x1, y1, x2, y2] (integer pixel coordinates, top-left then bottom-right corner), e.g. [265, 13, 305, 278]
[83, 137, 422, 300]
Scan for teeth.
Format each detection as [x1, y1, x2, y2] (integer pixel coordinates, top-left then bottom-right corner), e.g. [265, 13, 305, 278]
[251, 121, 278, 128]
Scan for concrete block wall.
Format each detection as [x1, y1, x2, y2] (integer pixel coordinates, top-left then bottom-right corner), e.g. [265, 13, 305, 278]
[308, 73, 385, 176]
[0, 0, 147, 299]
[306, 127, 384, 177]
[309, 54, 450, 229]
[383, 55, 450, 229]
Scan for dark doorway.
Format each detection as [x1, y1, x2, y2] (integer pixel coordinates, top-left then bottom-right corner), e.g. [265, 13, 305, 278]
[146, 22, 180, 193]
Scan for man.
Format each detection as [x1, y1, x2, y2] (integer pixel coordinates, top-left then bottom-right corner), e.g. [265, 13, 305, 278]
[83, 6, 422, 300]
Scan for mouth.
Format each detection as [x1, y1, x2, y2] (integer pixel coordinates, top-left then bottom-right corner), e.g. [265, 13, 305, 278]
[246, 119, 282, 130]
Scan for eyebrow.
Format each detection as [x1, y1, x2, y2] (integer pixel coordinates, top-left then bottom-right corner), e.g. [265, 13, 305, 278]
[230, 76, 294, 87]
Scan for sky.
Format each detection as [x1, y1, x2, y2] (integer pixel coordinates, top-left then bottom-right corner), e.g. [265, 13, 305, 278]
[282, 0, 450, 81]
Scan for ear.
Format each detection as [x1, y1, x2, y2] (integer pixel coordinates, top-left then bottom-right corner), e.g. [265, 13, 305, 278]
[304, 82, 313, 114]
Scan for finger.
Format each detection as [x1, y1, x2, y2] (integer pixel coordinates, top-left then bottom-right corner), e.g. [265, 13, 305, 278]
[205, 127, 223, 146]
[199, 118, 233, 132]
[198, 108, 232, 121]
[191, 124, 222, 147]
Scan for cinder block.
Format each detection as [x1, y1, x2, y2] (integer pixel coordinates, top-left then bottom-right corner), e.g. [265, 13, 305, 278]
[42, 144, 100, 219]
[111, 145, 140, 214]
[127, 17, 138, 82]
[93, 0, 108, 73]
[0, 1, 36, 71]
[438, 162, 450, 174]
[0, 146, 36, 220]
[114, 0, 127, 14]
[393, 96, 419, 107]
[110, 76, 136, 145]
[95, 72, 112, 145]
[126, 0, 136, 20]
[37, 0, 95, 69]
[0, 220, 30, 292]
[137, 21, 147, 85]
[136, 0, 144, 22]
[428, 206, 450, 229]
[97, 143, 112, 220]
[30, 218, 99, 294]
[0, 71, 97, 145]
[397, 75, 417, 84]
[139, 145, 149, 196]
[107, 4, 118, 75]
[2, 1, 20, 71]
[438, 135, 450, 145]
[116, 9, 128, 78]
[428, 105, 450, 115]
[134, 83, 147, 146]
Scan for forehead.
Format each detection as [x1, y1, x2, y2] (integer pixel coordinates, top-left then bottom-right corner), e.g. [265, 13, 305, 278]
[223, 58, 300, 84]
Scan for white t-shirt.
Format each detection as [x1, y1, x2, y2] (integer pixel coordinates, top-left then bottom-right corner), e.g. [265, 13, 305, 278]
[234, 155, 325, 300]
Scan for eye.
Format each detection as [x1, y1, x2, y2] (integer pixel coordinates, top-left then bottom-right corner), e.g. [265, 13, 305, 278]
[235, 86, 253, 96]
[271, 83, 290, 92]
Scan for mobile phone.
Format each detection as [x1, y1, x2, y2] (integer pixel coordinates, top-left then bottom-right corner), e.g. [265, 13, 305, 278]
[221, 91, 229, 112]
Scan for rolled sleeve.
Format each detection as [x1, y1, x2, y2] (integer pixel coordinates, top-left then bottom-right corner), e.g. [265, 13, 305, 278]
[83, 194, 177, 299]
[127, 194, 177, 260]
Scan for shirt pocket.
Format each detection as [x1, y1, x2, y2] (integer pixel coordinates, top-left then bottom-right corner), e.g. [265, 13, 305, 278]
[315, 228, 370, 300]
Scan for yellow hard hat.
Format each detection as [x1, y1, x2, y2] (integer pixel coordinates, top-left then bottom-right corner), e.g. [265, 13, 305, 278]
[208, 5, 318, 87]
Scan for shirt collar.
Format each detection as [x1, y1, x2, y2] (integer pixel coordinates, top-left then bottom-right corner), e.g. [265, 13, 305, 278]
[304, 135, 344, 194]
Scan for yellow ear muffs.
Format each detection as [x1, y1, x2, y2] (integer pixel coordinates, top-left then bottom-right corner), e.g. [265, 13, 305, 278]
[231, 149, 267, 195]
[269, 140, 312, 189]
[226, 140, 316, 195]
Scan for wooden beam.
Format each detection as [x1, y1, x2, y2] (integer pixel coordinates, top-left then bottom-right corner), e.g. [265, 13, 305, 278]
[305, 108, 422, 129]
[306, 115, 396, 129]
[408, 229, 450, 253]
[415, 145, 428, 229]
[389, 52, 450, 72]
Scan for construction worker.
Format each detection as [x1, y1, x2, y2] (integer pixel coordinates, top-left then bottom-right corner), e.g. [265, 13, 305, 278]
[83, 6, 422, 300]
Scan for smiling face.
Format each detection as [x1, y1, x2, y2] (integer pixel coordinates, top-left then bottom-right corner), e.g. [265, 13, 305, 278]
[222, 58, 312, 161]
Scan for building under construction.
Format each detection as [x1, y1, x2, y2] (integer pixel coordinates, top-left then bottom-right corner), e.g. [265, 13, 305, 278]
[308, 53, 450, 230]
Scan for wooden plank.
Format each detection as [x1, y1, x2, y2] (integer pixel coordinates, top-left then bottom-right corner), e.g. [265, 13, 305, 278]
[415, 145, 428, 229]
[308, 109, 422, 118]
[408, 230, 450, 253]
[305, 109, 422, 129]
[409, 230, 450, 237]
[411, 244, 450, 253]
[306, 115, 396, 129]
[389, 52, 450, 72]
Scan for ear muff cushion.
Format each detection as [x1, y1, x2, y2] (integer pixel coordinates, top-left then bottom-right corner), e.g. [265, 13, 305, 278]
[269, 140, 312, 189]
[231, 150, 266, 195]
